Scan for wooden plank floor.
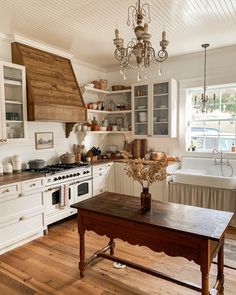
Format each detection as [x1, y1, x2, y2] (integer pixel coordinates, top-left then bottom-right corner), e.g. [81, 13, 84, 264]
[0, 216, 236, 295]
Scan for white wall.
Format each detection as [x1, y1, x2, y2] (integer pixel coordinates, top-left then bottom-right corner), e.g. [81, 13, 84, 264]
[106, 45, 236, 157]
[1, 34, 236, 163]
[0, 37, 108, 166]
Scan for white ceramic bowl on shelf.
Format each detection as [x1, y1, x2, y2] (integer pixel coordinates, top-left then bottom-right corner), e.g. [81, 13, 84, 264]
[86, 83, 94, 88]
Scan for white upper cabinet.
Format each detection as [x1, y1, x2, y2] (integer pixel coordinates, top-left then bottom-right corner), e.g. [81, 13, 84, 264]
[132, 79, 177, 138]
[0, 61, 27, 143]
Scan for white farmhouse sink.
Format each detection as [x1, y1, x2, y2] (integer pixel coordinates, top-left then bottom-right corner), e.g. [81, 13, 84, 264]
[173, 157, 236, 189]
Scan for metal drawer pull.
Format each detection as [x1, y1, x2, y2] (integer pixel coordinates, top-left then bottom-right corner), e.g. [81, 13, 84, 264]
[2, 189, 10, 194]
[19, 216, 26, 221]
[30, 183, 36, 187]
[18, 193, 25, 198]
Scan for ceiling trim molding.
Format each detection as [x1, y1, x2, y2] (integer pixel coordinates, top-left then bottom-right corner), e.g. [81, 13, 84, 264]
[13, 34, 74, 59]
[71, 58, 107, 73]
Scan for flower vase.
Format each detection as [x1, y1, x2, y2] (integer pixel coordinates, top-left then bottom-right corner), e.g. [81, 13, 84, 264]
[141, 187, 151, 211]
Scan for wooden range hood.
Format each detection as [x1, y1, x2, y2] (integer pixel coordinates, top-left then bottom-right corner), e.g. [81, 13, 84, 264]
[11, 42, 86, 136]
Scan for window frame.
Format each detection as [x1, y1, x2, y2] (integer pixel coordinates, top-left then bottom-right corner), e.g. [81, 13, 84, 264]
[186, 83, 236, 152]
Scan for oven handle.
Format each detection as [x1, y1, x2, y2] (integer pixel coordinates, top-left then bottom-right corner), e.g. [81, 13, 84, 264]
[44, 182, 75, 192]
[44, 178, 92, 192]
[73, 177, 93, 184]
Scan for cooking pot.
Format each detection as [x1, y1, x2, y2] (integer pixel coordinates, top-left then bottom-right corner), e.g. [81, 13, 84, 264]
[60, 152, 75, 164]
[28, 159, 45, 169]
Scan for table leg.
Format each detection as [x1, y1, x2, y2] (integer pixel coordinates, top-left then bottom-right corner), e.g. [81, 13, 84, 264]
[201, 272, 210, 295]
[109, 238, 115, 255]
[217, 242, 224, 295]
[79, 230, 86, 278]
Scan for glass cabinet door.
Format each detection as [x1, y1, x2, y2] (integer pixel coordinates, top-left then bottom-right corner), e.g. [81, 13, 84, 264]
[133, 84, 148, 136]
[152, 82, 169, 136]
[3, 65, 26, 140]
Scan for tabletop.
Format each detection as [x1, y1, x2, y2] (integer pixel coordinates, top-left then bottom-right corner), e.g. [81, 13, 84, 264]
[71, 192, 234, 241]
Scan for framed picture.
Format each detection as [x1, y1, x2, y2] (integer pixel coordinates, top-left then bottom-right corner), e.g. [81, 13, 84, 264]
[35, 132, 54, 150]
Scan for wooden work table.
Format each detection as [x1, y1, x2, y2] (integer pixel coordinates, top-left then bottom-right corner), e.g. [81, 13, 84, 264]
[71, 192, 233, 295]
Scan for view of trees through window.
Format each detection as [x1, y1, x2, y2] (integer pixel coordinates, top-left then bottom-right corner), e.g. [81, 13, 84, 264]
[188, 85, 236, 151]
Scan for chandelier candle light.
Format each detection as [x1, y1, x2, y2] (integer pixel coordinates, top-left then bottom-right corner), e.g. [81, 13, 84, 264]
[113, 0, 169, 81]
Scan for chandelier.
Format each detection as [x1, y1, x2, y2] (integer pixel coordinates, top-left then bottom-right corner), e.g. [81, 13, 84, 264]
[113, 0, 169, 81]
[194, 44, 216, 112]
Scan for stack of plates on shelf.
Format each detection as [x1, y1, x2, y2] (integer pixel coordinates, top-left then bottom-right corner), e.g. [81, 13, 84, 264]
[137, 105, 146, 110]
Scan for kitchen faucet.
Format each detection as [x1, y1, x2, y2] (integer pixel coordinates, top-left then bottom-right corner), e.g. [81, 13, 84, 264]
[212, 149, 223, 164]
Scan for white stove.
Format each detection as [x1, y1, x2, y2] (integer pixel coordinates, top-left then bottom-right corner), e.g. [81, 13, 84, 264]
[30, 163, 93, 226]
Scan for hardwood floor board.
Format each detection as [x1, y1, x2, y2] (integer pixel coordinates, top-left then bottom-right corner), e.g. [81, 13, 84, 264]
[1, 217, 236, 295]
[23, 243, 78, 269]
[0, 270, 36, 294]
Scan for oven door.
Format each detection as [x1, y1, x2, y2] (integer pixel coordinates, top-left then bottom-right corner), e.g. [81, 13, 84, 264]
[73, 178, 92, 203]
[45, 183, 74, 215]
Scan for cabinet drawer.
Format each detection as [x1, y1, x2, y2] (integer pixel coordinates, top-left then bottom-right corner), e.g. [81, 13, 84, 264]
[93, 165, 108, 176]
[0, 192, 44, 223]
[0, 183, 20, 199]
[0, 213, 44, 249]
[21, 178, 44, 192]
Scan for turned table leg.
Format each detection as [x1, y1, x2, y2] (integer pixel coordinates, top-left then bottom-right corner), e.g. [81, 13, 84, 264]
[201, 272, 210, 295]
[217, 241, 224, 295]
[79, 230, 86, 278]
[109, 238, 115, 255]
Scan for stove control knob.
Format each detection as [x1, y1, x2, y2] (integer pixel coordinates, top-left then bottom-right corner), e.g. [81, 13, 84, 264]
[73, 173, 77, 176]
[62, 176, 66, 179]
[87, 171, 90, 174]
[70, 174, 73, 177]
[77, 172, 80, 176]
[83, 171, 86, 174]
[58, 177, 62, 180]
[54, 177, 58, 181]
[66, 175, 69, 178]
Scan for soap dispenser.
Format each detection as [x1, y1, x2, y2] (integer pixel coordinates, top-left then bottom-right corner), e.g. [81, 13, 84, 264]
[231, 142, 236, 152]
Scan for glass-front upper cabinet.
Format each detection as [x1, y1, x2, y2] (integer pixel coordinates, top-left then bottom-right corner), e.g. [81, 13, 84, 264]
[133, 84, 149, 136]
[153, 82, 169, 136]
[0, 61, 27, 143]
[132, 79, 177, 138]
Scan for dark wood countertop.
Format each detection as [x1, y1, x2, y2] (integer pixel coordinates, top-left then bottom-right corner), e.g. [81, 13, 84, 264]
[71, 192, 233, 241]
[0, 172, 44, 186]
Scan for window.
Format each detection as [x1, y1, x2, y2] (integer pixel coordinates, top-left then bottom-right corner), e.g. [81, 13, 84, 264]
[187, 84, 236, 151]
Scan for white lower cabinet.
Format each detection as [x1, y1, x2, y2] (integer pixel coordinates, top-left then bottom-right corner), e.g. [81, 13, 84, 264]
[0, 177, 45, 254]
[93, 162, 114, 196]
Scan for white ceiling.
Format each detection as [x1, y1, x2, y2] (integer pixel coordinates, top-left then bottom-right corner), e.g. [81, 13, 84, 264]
[0, 0, 236, 69]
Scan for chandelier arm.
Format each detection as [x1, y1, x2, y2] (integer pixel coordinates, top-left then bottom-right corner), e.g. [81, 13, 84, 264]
[127, 5, 137, 26]
[155, 49, 168, 62]
[141, 3, 151, 22]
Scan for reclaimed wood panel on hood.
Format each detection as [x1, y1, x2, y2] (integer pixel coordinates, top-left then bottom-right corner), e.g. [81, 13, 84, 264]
[11, 42, 86, 123]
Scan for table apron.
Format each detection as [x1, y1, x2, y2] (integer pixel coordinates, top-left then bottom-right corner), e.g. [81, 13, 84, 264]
[78, 211, 219, 266]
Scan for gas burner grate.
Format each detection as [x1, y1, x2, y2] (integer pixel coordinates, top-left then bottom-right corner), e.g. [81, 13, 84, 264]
[25, 162, 90, 175]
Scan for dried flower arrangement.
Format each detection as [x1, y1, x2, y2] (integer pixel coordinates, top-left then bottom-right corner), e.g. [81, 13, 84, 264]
[124, 155, 168, 189]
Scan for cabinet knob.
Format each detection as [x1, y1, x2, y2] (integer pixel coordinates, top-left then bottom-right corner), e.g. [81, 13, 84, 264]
[2, 189, 10, 194]
[19, 216, 26, 221]
[30, 183, 36, 187]
[3, 138, 7, 142]
[18, 193, 25, 198]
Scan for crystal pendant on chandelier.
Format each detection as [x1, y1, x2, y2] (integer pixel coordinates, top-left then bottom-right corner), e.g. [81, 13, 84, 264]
[113, 0, 169, 79]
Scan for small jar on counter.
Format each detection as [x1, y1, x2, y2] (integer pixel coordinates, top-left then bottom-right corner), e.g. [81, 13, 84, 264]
[4, 162, 13, 174]
[0, 163, 3, 175]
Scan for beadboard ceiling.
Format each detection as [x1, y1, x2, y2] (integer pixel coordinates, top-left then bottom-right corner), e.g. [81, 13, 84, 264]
[0, 0, 236, 69]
